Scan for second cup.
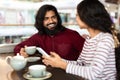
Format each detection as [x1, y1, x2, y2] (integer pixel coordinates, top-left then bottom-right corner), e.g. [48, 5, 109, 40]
[25, 46, 36, 55]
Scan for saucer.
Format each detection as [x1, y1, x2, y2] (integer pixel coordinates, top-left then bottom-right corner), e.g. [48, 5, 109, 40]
[23, 71, 52, 80]
[26, 57, 41, 62]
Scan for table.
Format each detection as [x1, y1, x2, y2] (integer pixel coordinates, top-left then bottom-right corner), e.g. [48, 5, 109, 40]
[0, 53, 86, 80]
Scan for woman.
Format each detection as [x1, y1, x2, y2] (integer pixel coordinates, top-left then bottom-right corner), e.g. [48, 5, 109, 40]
[42, 0, 116, 80]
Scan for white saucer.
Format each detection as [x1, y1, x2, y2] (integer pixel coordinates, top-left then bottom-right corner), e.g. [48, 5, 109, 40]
[26, 57, 41, 62]
[23, 71, 52, 80]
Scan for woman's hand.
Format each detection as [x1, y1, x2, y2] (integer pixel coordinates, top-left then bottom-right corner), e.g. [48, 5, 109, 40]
[42, 52, 67, 70]
[19, 45, 28, 57]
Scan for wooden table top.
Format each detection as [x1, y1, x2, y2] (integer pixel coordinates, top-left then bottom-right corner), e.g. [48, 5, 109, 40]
[0, 53, 85, 80]
[0, 53, 13, 80]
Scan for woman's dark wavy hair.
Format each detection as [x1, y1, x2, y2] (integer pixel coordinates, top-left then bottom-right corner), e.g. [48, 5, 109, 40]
[34, 4, 65, 34]
[77, 0, 113, 34]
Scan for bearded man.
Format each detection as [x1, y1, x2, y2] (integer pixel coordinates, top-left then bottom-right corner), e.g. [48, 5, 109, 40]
[14, 4, 85, 60]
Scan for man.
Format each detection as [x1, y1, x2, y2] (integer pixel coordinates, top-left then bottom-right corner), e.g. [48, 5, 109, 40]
[14, 4, 85, 60]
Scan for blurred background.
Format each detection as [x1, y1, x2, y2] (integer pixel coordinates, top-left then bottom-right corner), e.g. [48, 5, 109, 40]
[0, 0, 120, 53]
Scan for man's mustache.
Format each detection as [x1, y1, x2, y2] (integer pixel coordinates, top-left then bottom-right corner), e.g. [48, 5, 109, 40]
[46, 22, 57, 26]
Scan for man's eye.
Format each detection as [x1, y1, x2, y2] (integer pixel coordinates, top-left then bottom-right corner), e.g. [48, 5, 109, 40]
[52, 16, 57, 19]
[44, 17, 48, 20]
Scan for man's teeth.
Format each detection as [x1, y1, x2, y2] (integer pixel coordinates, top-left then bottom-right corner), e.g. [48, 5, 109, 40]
[48, 24, 55, 27]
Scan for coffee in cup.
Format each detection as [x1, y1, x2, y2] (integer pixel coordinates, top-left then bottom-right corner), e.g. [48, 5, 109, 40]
[28, 65, 46, 78]
[25, 46, 36, 55]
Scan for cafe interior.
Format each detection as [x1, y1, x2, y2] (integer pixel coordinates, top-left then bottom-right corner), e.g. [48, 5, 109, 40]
[0, 0, 120, 80]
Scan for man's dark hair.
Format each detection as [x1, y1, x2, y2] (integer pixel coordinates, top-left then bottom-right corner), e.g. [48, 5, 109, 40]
[77, 0, 113, 34]
[34, 4, 65, 35]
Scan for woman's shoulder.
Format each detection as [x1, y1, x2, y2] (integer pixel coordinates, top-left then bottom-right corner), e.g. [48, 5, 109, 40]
[97, 32, 114, 47]
[98, 32, 113, 40]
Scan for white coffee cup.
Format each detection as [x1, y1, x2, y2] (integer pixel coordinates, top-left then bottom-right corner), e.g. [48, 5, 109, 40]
[28, 65, 46, 78]
[25, 46, 36, 55]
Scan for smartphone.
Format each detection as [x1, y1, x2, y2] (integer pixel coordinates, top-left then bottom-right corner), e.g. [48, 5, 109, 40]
[36, 47, 50, 57]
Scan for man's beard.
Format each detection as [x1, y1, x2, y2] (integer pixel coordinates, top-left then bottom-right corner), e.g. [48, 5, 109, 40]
[44, 26, 59, 35]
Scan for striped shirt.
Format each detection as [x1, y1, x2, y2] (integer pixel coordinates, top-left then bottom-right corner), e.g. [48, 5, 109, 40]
[65, 32, 116, 80]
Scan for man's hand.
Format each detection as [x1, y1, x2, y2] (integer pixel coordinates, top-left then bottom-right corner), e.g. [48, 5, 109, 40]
[20, 45, 28, 57]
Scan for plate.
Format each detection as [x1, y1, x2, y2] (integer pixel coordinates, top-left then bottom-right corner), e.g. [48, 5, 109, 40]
[26, 57, 41, 62]
[23, 71, 52, 80]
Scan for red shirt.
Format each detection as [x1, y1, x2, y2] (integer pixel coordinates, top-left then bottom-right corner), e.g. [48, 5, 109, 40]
[14, 28, 85, 60]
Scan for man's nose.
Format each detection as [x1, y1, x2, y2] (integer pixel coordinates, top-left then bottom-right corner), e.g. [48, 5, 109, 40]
[49, 18, 54, 23]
